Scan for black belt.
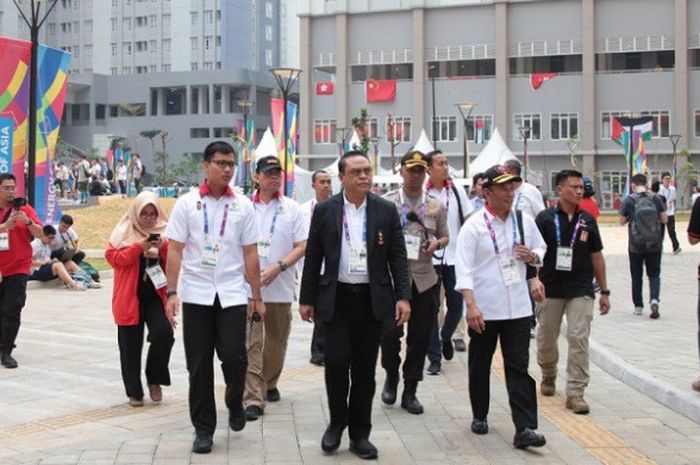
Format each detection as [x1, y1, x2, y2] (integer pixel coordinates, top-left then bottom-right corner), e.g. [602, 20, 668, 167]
[337, 282, 370, 292]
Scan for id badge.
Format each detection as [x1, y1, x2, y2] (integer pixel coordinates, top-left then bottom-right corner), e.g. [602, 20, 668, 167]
[0, 232, 8, 251]
[201, 238, 221, 268]
[499, 257, 521, 286]
[258, 240, 271, 260]
[404, 234, 421, 261]
[556, 246, 573, 271]
[145, 265, 167, 289]
[349, 246, 368, 275]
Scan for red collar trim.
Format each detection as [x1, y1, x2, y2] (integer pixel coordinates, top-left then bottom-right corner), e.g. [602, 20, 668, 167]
[199, 181, 234, 198]
[252, 190, 281, 203]
[426, 179, 451, 190]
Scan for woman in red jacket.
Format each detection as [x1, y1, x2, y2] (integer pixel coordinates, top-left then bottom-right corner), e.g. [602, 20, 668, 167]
[105, 191, 173, 407]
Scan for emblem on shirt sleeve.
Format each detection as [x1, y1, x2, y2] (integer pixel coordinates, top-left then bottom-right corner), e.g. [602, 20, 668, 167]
[580, 230, 588, 242]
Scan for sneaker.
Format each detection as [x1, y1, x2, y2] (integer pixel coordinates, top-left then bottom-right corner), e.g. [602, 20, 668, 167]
[566, 395, 590, 414]
[453, 339, 467, 352]
[148, 384, 162, 402]
[633, 307, 643, 316]
[650, 300, 660, 319]
[692, 378, 700, 392]
[89, 282, 102, 289]
[426, 360, 441, 376]
[540, 376, 556, 396]
[1, 353, 18, 369]
[673, 247, 682, 255]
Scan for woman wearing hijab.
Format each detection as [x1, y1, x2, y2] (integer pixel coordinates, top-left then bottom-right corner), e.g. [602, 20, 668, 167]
[105, 192, 174, 407]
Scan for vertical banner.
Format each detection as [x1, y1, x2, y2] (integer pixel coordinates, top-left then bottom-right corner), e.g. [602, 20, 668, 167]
[271, 98, 298, 197]
[0, 117, 14, 174]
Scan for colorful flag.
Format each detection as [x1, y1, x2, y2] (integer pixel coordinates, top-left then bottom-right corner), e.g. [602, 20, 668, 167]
[271, 98, 298, 197]
[366, 79, 396, 103]
[475, 119, 484, 144]
[612, 116, 653, 176]
[530, 72, 557, 91]
[315, 82, 334, 96]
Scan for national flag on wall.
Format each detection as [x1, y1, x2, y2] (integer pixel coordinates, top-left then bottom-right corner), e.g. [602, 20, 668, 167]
[612, 116, 653, 177]
[475, 119, 484, 144]
[366, 79, 396, 103]
[530, 72, 557, 91]
[315, 82, 334, 96]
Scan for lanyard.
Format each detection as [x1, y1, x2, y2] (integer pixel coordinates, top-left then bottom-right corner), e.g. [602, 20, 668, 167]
[202, 201, 229, 238]
[554, 212, 581, 247]
[399, 190, 426, 231]
[483, 211, 518, 256]
[515, 191, 523, 209]
[342, 204, 367, 244]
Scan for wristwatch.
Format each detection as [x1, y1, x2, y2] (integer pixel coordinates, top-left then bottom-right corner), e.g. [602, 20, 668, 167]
[166, 290, 178, 298]
[278, 260, 288, 271]
[600, 289, 611, 296]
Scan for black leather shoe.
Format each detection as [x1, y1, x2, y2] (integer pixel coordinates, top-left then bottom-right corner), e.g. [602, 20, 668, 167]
[310, 353, 324, 366]
[1, 353, 17, 369]
[426, 360, 440, 375]
[266, 387, 281, 402]
[321, 424, 344, 453]
[401, 381, 424, 415]
[513, 428, 546, 449]
[470, 419, 488, 435]
[245, 405, 263, 421]
[453, 338, 467, 352]
[192, 433, 213, 454]
[442, 339, 454, 360]
[381, 372, 398, 405]
[349, 438, 378, 460]
[229, 404, 246, 432]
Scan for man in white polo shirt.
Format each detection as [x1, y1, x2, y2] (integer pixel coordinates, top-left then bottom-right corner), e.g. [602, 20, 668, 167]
[165, 141, 265, 455]
[243, 155, 308, 421]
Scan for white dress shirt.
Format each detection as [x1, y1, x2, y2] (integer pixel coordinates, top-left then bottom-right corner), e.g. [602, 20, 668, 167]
[50, 226, 79, 251]
[658, 184, 677, 216]
[31, 239, 52, 266]
[338, 194, 369, 284]
[426, 181, 473, 266]
[514, 182, 546, 220]
[166, 189, 260, 309]
[455, 206, 546, 321]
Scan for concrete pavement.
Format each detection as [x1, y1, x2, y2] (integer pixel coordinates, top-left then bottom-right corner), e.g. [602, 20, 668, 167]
[1, 222, 700, 464]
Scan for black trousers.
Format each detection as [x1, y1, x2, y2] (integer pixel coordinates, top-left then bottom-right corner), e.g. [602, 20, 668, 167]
[117, 294, 174, 399]
[468, 316, 538, 432]
[661, 215, 680, 251]
[183, 296, 247, 435]
[0, 274, 28, 355]
[325, 283, 383, 441]
[310, 320, 325, 358]
[428, 265, 464, 363]
[381, 282, 436, 382]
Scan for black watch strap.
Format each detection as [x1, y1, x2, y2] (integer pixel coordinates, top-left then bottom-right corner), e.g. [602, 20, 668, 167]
[166, 290, 178, 298]
[600, 290, 610, 296]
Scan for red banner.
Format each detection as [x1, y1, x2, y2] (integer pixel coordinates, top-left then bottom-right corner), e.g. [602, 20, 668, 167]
[315, 81, 334, 95]
[366, 79, 396, 103]
[530, 73, 557, 91]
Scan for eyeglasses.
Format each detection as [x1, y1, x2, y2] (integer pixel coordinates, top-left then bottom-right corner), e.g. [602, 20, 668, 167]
[210, 160, 236, 169]
[1, 185, 17, 192]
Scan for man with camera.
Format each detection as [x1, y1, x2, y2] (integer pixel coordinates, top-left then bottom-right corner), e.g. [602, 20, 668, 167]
[0, 173, 44, 369]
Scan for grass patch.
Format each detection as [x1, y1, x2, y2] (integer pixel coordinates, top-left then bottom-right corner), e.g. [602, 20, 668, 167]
[84, 257, 112, 271]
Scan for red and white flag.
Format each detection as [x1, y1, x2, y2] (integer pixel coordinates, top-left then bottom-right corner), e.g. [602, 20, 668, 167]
[530, 72, 557, 91]
[315, 82, 334, 96]
[366, 79, 396, 103]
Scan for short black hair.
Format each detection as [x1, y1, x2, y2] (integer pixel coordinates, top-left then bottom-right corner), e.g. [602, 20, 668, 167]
[651, 180, 661, 193]
[661, 171, 671, 178]
[472, 172, 484, 187]
[632, 173, 647, 186]
[503, 159, 522, 176]
[311, 170, 328, 183]
[338, 151, 369, 174]
[0, 173, 16, 184]
[204, 141, 236, 162]
[60, 214, 74, 225]
[426, 150, 443, 165]
[43, 224, 56, 236]
[555, 169, 583, 187]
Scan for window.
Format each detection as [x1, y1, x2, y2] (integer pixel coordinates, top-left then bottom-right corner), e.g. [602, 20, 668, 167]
[96, 104, 106, 120]
[550, 113, 578, 140]
[363, 117, 379, 139]
[123, 42, 132, 55]
[136, 16, 147, 27]
[162, 14, 170, 28]
[165, 87, 186, 115]
[135, 41, 147, 52]
[149, 65, 157, 73]
[149, 40, 157, 52]
[73, 21, 79, 34]
[509, 55, 582, 75]
[48, 23, 56, 34]
[61, 22, 71, 33]
[123, 18, 131, 30]
[204, 36, 212, 50]
[351, 63, 413, 81]
[191, 11, 198, 25]
[191, 128, 210, 138]
[265, 25, 273, 41]
[85, 21, 92, 34]
[190, 37, 198, 50]
[85, 45, 92, 59]
[162, 39, 171, 52]
[596, 51, 674, 72]
[314, 119, 337, 144]
[387, 116, 412, 143]
[266, 1, 273, 18]
[696, 110, 700, 137]
[122, 66, 132, 74]
[191, 62, 198, 71]
[213, 127, 234, 138]
[111, 43, 117, 56]
[601, 110, 670, 139]
[72, 46, 80, 58]
[149, 15, 157, 28]
[466, 115, 494, 142]
[111, 18, 117, 31]
[601, 111, 628, 139]
[216, 36, 221, 47]
[136, 66, 148, 74]
[204, 10, 213, 23]
[162, 64, 171, 72]
[203, 61, 213, 70]
[513, 113, 542, 141]
[265, 49, 273, 67]
[427, 59, 496, 79]
[432, 116, 457, 142]
[110, 67, 118, 75]
[691, 49, 700, 69]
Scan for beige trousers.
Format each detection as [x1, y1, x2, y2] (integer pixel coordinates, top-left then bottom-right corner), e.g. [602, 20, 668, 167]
[244, 302, 292, 408]
[536, 296, 594, 397]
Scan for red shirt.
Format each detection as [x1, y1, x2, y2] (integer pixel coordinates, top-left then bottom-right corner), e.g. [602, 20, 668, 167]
[579, 197, 600, 221]
[0, 204, 42, 277]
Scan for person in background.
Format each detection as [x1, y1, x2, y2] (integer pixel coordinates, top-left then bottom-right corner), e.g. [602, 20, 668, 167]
[76, 154, 91, 205]
[30, 225, 85, 291]
[471, 172, 486, 211]
[55, 161, 70, 198]
[686, 199, 700, 392]
[106, 192, 173, 408]
[578, 176, 600, 220]
[130, 154, 144, 194]
[658, 172, 681, 254]
[117, 159, 129, 197]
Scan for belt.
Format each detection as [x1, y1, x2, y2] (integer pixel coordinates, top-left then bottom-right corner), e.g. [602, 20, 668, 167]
[337, 282, 370, 291]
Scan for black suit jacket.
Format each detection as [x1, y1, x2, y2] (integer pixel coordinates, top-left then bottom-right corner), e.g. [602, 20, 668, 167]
[299, 192, 411, 322]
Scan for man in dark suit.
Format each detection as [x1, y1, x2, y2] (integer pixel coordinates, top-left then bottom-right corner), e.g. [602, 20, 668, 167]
[299, 151, 412, 460]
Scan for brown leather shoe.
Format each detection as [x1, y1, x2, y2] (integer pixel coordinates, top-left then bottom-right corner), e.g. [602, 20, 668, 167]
[149, 384, 162, 403]
[128, 397, 144, 407]
[566, 395, 590, 414]
[540, 376, 556, 396]
[692, 378, 700, 392]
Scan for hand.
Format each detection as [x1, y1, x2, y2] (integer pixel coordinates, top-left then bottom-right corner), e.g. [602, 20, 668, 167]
[165, 295, 180, 328]
[10, 211, 30, 226]
[248, 300, 266, 322]
[529, 277, 545, 303]
[466, 304, 486, 334]
[260, 265, 281, 287]
[599, 295, 611, 315]
[299, 304, 315, 322]
[422, 239, 441, 256]
[395, 299, 411, 325]
[513, 244, 533, 263]
[144, 246, 159, 259]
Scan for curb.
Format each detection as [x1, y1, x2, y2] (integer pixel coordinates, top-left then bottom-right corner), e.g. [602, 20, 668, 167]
[589, 336, 700, 424]
[27, 269, 113, 290]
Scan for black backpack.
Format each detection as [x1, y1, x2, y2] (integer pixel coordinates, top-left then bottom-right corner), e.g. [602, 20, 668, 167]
[629, 192, 661, 248]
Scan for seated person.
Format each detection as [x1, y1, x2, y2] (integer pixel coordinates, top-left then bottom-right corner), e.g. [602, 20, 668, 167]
[31, 225, 86, 291]
[49, 214, 86, 264]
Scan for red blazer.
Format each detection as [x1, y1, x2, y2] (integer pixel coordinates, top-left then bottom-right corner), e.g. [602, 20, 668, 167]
[105, 241, 169, 326]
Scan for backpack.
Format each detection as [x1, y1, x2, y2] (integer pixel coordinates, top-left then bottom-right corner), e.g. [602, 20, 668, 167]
[140, 163, 146, 176]
[629, 192, 661, 248]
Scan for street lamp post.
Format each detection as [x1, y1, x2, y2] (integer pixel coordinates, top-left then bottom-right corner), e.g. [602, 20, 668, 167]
[369, 136, 379, 173]
[429, 64, 437, 149]
[456, 103, 474, 178]
[336, 127, 352, 157]
[519, 126, 531, 182]
[13, 0, 58, 206]
[237, 99, 254, 194]
[270, 67, 301, 196]
[567, 139, 580, 169]
[669, 134, 682, 188]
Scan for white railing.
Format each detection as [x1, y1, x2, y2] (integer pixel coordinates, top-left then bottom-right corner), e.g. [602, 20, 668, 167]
[508, 39, 582, 57]
[595, 34, 674, 53]
[425, 43, 495, 61]
[349, 48, 413, 65]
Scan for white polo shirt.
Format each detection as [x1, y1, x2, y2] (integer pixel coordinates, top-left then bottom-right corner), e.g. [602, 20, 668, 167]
[426, 180, 473, 266]
[455, 205, 546, 321]
[166, 185, 260, 309]
[298, 197, 324, 273]
[658, 184, 677, 216]
[50, 226, 79, 251]
[252, 192, 308, 303]
[514, 182, 546, 220]
[339, 194, 369, 284]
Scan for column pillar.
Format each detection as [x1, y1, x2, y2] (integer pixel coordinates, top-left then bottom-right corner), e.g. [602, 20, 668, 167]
[494, 1, 509, 142]
[412, 8, 425, 137]
[299, 15, 312, 162]
[674, 0, 689, 145]
[581, 0, 596, 175]
[336, 13, 349, 129]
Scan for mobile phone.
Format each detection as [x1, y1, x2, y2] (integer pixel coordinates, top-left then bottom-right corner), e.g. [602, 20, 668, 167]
[148, 233, 160, 242]
[12, 197, 27, 209]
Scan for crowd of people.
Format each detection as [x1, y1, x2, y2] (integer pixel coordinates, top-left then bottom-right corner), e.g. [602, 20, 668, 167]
[1, 142, 699, 460]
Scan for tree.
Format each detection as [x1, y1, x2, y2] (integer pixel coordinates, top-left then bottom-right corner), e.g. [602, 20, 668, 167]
[172, 153, 202, 185]
[139, 129, 161, 160]
[151, 130, 173, 185]
[350, 108, 371, 155]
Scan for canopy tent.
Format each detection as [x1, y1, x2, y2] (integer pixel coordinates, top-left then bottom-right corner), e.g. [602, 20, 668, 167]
[253, 127, 278, 161]
[467, 127, 517, 178]
[413, 129, 435, 154]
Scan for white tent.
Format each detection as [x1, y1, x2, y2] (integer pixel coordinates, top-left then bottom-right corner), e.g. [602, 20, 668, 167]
[253, 127, 278, 161]
[347, 129, 361, 151]
[413, 129, 435, 154]
[468, 127, 517, 178]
